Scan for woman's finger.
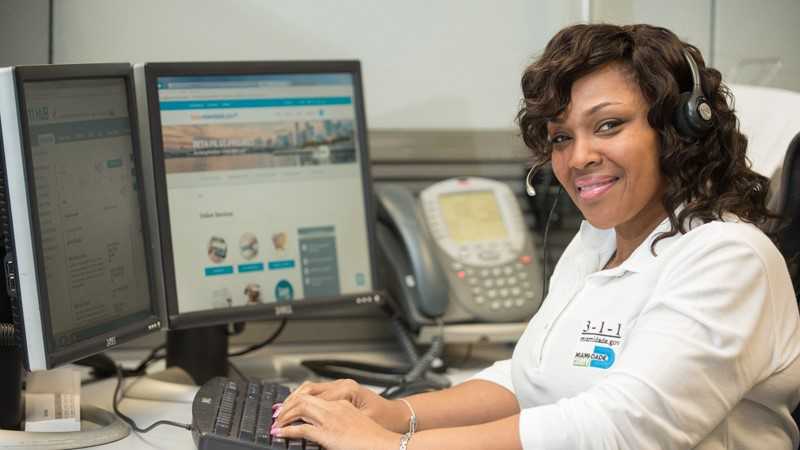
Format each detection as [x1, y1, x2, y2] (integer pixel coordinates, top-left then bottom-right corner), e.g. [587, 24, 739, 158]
[282, 379, 362, 418]
[288, 380, 346, 402]
[273, 421, 324, 445]
[280, 382, 330, 415]
[274, 394, 331, 427]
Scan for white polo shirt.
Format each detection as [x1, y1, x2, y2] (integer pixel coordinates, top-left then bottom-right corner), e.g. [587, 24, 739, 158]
[474, 217, 800, 449]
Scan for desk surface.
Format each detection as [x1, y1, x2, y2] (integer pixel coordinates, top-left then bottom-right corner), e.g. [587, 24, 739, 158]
[76, 344, 503, 449]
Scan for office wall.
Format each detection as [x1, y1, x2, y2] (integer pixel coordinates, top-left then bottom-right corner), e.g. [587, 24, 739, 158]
[714, 0, 800, 92]
[0, 0, 50, 66]
[590, 0, 712, 59]
[53, 0, 584, 130]
[591, 0, 800, 92]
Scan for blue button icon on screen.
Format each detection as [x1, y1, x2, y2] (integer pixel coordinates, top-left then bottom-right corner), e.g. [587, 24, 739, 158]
[275, 279, 294, 302]
[204, 266, 234, 276]
[238, 262, 265, 273]
[268, 260, 295, 270]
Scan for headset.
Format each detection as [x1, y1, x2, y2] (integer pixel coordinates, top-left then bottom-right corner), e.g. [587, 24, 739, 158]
[673, 48, 714, 139]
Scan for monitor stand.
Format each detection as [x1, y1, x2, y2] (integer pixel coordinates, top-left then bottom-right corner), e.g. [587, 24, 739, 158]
[0, 405, 129, 450]
[166, 325, 229, 385]
[0, 348, 130, 449]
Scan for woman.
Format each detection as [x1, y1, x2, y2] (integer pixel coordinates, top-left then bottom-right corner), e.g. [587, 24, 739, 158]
[272, 24, 800, 449]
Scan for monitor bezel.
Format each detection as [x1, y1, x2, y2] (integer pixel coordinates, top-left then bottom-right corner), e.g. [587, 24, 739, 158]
[13, 63, 163, 369]
[144, 60, 384, 330]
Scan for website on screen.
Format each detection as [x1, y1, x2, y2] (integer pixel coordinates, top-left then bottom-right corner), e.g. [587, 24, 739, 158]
[157, 73, 372, 314]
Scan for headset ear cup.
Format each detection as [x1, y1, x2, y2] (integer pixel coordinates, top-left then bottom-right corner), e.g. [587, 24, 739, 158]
[674, 91, 713, 139]
[673, 91, 697, 138]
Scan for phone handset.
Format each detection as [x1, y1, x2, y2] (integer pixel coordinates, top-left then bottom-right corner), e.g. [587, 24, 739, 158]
[375, 185, 449, 318]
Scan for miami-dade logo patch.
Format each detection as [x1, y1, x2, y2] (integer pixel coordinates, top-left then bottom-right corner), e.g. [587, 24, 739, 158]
[573, 320, 623, 369]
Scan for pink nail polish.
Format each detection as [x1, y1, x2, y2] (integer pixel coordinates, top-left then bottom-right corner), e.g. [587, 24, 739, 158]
[272, 409, 280, 418]
[272, 402, 283, 410]
[270, 427, 280, 436]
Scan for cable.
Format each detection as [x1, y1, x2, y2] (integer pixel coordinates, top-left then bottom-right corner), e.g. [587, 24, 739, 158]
[129, 343, 166, 375]
[301, 317, 450, 395]
[380, 378, 444, 399]
[112, 364, 192, 433]
[123, 318, 287, 377]
[301, 359, 410, 387]
[391, 317, 420, 364]
[541, 186, 562, 301]
[227, 318, 288, 358]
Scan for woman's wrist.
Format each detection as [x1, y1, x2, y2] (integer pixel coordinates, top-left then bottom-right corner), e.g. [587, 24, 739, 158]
[384, 398, 414, 433]
[380, 431, 406, 450]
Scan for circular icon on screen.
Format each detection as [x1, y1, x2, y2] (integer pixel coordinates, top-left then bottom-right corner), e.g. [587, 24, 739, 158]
[244, 283, 262, 305]
[207, 236, 228, 263]
[239, 232, 259, 260]
[274, 279, 294, 303]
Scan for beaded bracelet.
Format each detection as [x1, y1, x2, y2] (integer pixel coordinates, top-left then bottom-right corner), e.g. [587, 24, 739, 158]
[399, 432, 412, 450]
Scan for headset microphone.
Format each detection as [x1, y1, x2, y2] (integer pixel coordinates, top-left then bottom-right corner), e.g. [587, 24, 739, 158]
[523, 163, 559, 300]
[525, 165, 537, 197]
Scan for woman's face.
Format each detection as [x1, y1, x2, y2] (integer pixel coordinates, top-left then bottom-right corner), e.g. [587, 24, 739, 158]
[548, 63, 666, 232]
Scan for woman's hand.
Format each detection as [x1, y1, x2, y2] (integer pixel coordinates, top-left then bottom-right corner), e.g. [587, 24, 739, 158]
[273, 394, 401, 450]
[280, 379, 410, 432]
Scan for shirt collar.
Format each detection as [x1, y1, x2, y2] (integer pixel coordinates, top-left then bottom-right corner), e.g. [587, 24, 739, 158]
[577, 215, 675, 276]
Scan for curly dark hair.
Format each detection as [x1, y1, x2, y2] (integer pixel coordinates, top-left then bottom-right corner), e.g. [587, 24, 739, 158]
[518, 23, 775, 249]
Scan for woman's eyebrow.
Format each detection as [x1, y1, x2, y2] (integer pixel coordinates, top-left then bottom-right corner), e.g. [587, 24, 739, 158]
[586, 101, 622, 116]
[549, 101, 622, 124]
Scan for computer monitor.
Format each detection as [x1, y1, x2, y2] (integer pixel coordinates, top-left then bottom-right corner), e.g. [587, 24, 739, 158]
[137, 61, 384, 384]
[0, 64, 162, 430]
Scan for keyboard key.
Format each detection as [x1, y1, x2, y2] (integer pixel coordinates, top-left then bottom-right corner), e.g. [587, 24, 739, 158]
[255, 383, 276, 446]
[305, 442, 321, 450]
[276, 385, 290, 403]
[238, 382, 261, 441]
[288, 439, 304, 450]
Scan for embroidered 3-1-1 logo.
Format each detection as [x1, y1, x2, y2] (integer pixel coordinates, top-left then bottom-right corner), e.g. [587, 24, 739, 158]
[573, 320, 624, 369]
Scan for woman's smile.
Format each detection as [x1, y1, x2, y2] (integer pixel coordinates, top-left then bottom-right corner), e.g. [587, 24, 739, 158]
[575, 175, 620, 201]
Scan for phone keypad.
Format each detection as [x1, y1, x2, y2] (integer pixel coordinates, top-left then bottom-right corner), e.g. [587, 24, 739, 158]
[454, 255, 536, 311]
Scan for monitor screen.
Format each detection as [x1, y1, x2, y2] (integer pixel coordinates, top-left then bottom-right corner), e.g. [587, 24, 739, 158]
[145, 62, 378, 326]
[0, 64, 162, 370]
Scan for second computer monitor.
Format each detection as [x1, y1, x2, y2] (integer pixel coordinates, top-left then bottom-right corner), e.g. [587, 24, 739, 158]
[141, 61, 381, 330]
[0, 64, 163, 371]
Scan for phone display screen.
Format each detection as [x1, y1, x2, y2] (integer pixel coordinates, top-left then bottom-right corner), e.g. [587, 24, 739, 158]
[439, 190, 508, 243]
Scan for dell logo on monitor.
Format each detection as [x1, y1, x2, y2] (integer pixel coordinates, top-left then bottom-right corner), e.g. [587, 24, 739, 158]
[355, 294, 381, 305]
[105, 336, 117, 348]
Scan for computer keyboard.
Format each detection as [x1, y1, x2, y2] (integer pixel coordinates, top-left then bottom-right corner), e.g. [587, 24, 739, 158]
[192, 377, 323, 450]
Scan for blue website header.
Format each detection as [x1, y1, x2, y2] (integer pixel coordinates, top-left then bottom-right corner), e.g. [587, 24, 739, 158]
[157, 73, 353, 90]
[159, 97, 353, 111]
